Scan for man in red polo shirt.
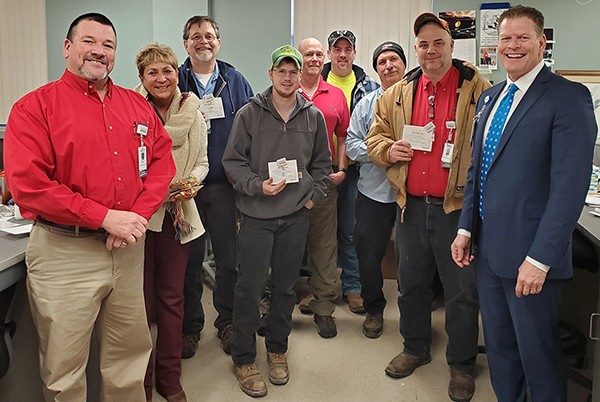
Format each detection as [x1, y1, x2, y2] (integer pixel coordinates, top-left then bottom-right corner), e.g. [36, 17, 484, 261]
[366, 13, 490, 402]
[296, 37, 350, 338]
[4, 13, 175, 401]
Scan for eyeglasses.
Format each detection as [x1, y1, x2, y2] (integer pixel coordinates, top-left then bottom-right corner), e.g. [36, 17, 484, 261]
[328, 30, 356, 46]
[188, 34, 217, 43]
[273, 68, 300, 78]
[427, 93, 435, 120]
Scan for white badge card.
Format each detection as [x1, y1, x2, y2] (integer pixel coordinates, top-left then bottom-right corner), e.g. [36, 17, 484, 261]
[198, 96, 225, 120]
[424, 122, 436, 142]
[268, 158, 299, 184]
[403, 125, 433, 152]
[138, 146, 148, 177]
[441, 143, 454, 168]
[136, 123, 148, 136]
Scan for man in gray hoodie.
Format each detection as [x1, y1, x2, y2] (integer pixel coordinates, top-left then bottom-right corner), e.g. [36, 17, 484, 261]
[222, 45, 331, 398]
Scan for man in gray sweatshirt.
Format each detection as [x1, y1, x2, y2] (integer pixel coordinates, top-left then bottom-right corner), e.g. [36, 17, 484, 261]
[222, 45, 331, 398]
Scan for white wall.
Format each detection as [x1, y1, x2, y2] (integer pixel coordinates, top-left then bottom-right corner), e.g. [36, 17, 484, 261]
[45, 0, 208, 88]
[0, 0, 48, 123]
[212, 0, 292, 93]
[294, 0, 431, 81]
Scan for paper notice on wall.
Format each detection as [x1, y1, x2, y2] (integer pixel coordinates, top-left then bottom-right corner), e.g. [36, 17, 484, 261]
[452, 39, 476, 65]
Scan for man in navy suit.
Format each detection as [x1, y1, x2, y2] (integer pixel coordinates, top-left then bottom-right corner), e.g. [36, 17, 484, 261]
[451, 5, 597, 401]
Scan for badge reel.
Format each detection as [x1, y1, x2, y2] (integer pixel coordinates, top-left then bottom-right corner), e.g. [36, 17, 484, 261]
[441, 121, 456, 168]
[136, 122, 148, 177]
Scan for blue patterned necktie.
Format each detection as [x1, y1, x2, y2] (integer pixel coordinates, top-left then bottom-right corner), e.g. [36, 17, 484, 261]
[478, 83, 518, 218]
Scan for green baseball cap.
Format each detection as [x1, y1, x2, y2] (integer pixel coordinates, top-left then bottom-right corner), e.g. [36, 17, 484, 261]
[271, 45, 303, 69]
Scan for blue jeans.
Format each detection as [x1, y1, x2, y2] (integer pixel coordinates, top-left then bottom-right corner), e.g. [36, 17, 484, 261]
[395, 195, 479, 372]
[231, 209, 309, 365]
[337, 164, 361, 294]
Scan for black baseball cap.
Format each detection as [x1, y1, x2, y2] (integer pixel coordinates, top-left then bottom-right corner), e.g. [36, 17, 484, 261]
[328, 30, 356, 48]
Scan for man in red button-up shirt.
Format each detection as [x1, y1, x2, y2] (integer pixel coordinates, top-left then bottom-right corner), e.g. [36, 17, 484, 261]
[366, 13, 490, 402]
[4, 13, 175, 401]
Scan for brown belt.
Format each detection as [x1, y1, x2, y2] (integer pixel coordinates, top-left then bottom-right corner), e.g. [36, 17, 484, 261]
[35, 219, 107, 238]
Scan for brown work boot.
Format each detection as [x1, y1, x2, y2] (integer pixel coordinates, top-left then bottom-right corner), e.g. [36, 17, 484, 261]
[181, 332, 201, 359]
[234, 363, 268, 398]
[385, 351, 432, 378]
[448, 369, 475, 402]
[218, 324, 234, 355]
[342, 292, 366, 314]
[314, 314, 337, 338]
[166, 389, 187, 402]
[298, 293, 314, 315]
[267, 352, 289, 385]
[362, 313, 384, 338]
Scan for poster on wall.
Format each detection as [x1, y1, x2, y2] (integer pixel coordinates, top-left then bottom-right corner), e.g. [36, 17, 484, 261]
[479, 46, 497, 69]
[480, 3, 509, 46]
[479, 2, 510, 70]
[439, 11, 476, 65]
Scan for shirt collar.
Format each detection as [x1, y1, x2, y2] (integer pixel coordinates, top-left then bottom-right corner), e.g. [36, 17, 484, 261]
[329, 70, 355, 83]
[505, 60, 545, 94]
[211, 62, 220, 80]
[315, 75, 328, 94]
[420, 66, 457, 93]
[61, 69, 113, 98]
[298, 76, 329, 96]
[193, 63, 220, 96]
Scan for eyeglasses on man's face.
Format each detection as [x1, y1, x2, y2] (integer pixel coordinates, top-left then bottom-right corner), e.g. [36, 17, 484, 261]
[188, 34, 217, 43]
[272, 68, 300, 79]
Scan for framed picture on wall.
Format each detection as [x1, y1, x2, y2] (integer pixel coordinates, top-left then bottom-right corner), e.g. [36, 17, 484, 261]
[556, 70, 600, 84]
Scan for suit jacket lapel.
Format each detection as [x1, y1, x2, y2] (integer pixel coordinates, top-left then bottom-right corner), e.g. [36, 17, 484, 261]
[473, 84, 504, 182]
[490, 67, 551, 168]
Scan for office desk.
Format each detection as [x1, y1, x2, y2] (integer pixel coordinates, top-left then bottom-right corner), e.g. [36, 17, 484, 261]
[0, 232, 27, 290]
[0, 230, 27, 380]
[577, 205, 600, 401]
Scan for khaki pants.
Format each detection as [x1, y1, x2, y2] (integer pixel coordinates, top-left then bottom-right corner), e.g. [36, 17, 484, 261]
[26, 224, 152, 402]
[307, 189, 340, 316]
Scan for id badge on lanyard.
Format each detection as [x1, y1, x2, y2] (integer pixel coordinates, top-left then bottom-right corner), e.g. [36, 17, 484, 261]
[441, 120, 455, 168]
[135, 122, 148, 177]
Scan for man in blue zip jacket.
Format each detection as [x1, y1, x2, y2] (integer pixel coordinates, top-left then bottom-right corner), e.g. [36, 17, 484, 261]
[178, 15, 253, 359]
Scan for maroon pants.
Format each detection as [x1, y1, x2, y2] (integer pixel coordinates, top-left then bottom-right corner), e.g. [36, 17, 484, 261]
[143, 214, 191, 399]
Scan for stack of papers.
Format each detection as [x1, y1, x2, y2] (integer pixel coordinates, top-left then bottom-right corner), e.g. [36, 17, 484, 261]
[586, 194, 600, 206]
[0, 217, 32, 235]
